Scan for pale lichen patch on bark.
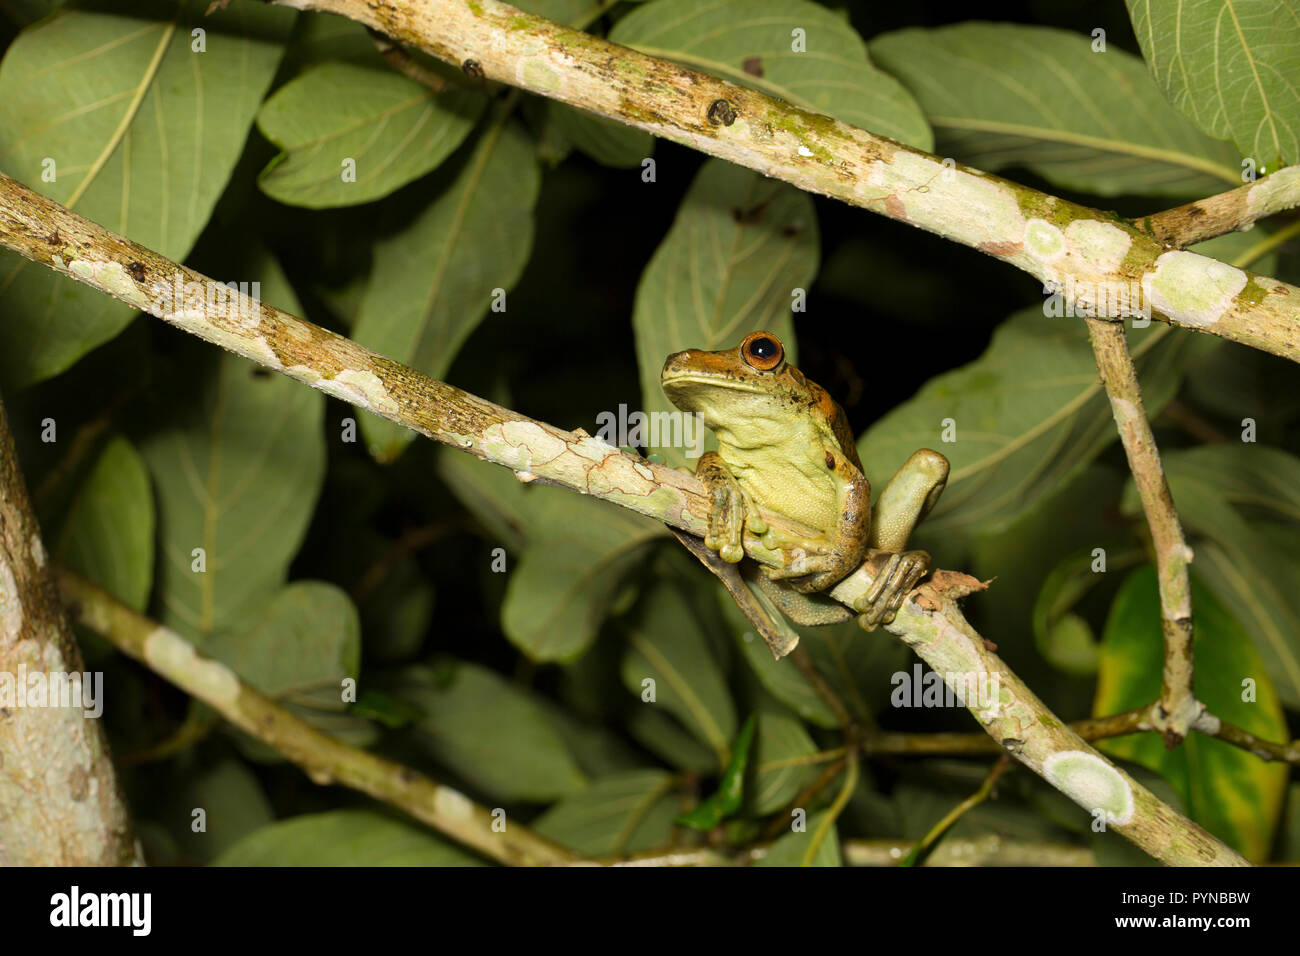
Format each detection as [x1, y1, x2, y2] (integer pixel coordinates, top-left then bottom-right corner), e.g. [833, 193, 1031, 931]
[317, 368, 399, 416]
[1246, 165, 1300, 217]
[0, 557, 21, 646]
[1043, 750, 1135, 825]
[884, 152, 1028, 253]
[1145, 251, 1247, 328]
[481, 420, 569, 472]
[143, 626, 240, 705]
[435, 786, 475, 819]
[1064, 219, 1132, 273]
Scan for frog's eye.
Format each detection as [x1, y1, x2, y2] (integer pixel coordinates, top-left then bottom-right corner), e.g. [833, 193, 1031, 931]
[741, 331, 784, 371]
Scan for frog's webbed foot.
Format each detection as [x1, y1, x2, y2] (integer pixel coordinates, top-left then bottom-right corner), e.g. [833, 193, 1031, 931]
[854, 549, 931, 631]
[696, 451, 763, 564]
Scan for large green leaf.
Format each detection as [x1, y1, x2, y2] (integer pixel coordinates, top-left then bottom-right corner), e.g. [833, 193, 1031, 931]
[205, 581, 360, 706]
[633, 159, 816, 466]
[353, 117, 540, 462]
[139, 253, 324, 643]
[621, 581, 737, 765]
[163, 758, 275, 863]
[394, 660, 588, 803]
[1127, 0, 1300, 170]
[1094, 566, 1288, 860]
[871, 22, 1241, 197]
[532, 769, 680, 857]
[0, 1, 293, 386]
[214, 810, 483, 866]
[501, 496, 662, 662]
[55, 435, 153, 612]
[256, 62, 484, 208]
[1128, 444, 1300, 708]
[749, 706, 821, 816]
[610, 0, 931, 149]
[435, 445, 529, 553]
[548, 103, 654, 168]
[858, 308, 1205, 548]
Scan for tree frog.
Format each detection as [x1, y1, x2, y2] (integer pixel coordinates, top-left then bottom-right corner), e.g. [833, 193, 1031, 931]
[661, 330, 949, 657]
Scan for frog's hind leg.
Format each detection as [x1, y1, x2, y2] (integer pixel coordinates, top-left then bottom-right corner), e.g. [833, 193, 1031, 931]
[668, 527, 802, 659]
[855, 449, 949, 631]
[869, 448, 949, 552]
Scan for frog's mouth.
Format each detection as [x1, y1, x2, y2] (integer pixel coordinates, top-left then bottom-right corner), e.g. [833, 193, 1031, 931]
[660, 373, 769, 396]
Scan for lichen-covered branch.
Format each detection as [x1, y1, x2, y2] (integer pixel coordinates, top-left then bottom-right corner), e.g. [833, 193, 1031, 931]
[274, 0, 1300, 365]
[0, 396, 140, 864]
[1086, 318, 1196, 743]
[1142, 168, 1300, 247]
[880, 578, 1245, 865]
[55, 568, 575, 867]
[0, 172, 1246, 865]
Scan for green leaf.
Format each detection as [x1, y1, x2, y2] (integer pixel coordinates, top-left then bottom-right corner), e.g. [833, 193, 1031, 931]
[858, 308, 1204, 546]
[624, 704, 719, 772]
[621, 581, 737, 764]
[214, 810, 484, 866]
[353, 117, 540, 462]
[0, 1, 293, 386]
[205, 582, 360, 706]
[503, 539, 658, 663]
[532, 769, 680, 857]
[633, 159, 816, 466]
[55, 436, 153, 612]
[1032, 551, 1104, 676]
[394, 660, 588, 803]
[728, 595, 837, 728]
[501, 486, 663, 662]
[749, 707, 820, 817]
[754, 809, 841, 866]
[871, 23, 1241, 197]
[435, 445, 529, 553]
[165, 758, 275, 863]
[1127, 0, 1300, 170]
[610, 0, 931, 149]
[1133, 444, 1300, 708]
[549, 103, 654, 167]
[256, 61, 484, 208]
[140, 252, 324, 643]
[677, 714, 755, 828]
[1094, 566, 1288, 860]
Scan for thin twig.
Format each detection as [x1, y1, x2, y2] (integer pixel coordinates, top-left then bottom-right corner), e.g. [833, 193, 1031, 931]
[55, 568, 576, 866]
[1085, 318, 1196, 743]
[1140, 170, 1300, 247]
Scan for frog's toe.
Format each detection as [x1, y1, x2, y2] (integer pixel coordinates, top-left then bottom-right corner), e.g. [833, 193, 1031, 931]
[703, 481, 746, 563]
[854, 550, 930, 629]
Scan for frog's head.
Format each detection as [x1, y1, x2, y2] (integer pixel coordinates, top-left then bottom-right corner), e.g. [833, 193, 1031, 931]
[661, 331, 821, 433]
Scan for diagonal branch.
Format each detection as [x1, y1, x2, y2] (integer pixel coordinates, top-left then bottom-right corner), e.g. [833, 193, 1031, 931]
[271, 0, 1300, 365]
[0, 170, 1249, 865]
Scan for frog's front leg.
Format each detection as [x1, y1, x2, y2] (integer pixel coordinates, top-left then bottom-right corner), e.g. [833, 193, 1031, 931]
[694, 451, 765, 564]
[853, 449, 949, 630]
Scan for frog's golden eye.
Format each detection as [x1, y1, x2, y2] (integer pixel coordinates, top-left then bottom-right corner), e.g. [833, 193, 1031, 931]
[741, 331, 784, 371]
